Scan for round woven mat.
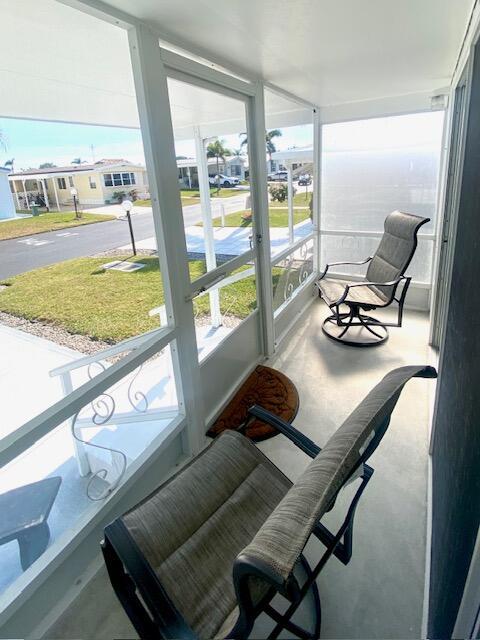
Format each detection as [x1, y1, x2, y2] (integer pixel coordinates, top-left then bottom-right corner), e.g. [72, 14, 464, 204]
[206, 365, 299, 442]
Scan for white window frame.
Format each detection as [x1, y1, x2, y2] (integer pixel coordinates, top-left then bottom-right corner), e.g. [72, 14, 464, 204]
[103, 172, 136, 187]
[88, 176, 96, 189]
[103, 173, 113, 187]
[68, 176, 74, 188]
[0, 11, 319, 633]
[57, 177, 66, 190]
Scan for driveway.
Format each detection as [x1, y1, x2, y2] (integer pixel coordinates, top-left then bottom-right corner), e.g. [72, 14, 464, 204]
[0, 212, 156, 279]
[84, 193, 249, 226]
[0, 194, 249, 279]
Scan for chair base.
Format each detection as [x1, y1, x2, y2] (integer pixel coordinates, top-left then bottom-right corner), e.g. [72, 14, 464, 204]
[322, 310, 389, 347]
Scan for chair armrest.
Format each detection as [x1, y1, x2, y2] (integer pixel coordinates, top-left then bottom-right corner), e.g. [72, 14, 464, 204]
[336, 276, 404, 305]
[318, 256, 372, 281]
[247, 405, 320, 459]
[239, 365, 438, 589]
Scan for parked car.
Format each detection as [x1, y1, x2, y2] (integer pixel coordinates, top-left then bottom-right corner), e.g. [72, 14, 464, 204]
[297, 174, 312, 186]
[208, 174, 240, 187]
[267, 171, 288, 182]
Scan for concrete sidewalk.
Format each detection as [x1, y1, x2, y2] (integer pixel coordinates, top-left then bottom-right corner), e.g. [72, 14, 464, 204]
[124, 218, 314, 258]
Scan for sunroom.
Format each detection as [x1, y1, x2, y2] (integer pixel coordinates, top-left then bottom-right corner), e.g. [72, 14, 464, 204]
[0, 1, 479, 639]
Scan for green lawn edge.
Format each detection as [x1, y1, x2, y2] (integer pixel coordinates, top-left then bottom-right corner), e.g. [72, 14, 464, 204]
[0, 212, 116, 242]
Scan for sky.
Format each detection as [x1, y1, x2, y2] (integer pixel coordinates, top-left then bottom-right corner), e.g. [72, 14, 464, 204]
[0, 118, 314, 172]
[0, 111, 443, 172]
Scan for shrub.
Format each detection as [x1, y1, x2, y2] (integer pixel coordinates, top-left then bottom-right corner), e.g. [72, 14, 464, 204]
[112, 191, 126, 203]
[269, 183, 295, 203]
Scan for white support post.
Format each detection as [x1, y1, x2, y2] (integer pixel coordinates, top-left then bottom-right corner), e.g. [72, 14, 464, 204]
[60, 372, 91, 477]
[128, 24, 206, 455]
[52, 177, 61, 212]
[313, 108, 322, 274]
[247, 82, 275, 356]
[22, 179, 30, 209]
[287, 162, 294, 244]
[187, 165, 192, 189]
[11, 180, 20, 210]
[41, 178, 50, 210]
[194, 126, 222, 328]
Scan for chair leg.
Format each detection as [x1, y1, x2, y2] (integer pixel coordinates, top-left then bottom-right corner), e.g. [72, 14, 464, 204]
[322, 305, 388, 347]
[358, 312, 385, 339]
[265, 555, 321, 640]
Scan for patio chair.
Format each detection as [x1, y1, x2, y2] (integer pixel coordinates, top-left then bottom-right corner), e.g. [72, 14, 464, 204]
[316, 211, 429, 346]
[102, 364, 436, 640]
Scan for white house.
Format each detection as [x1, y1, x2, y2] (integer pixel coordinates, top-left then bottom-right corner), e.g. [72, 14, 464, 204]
[177, 156, 246, 188]
[0, 167, 16, 219]
[8, 160, 149, 209]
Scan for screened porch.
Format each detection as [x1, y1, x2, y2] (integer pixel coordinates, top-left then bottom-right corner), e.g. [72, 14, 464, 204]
[0, 0, 475, 638]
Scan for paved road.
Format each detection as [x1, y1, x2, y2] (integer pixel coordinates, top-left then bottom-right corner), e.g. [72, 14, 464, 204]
[0, 194, 249, 279]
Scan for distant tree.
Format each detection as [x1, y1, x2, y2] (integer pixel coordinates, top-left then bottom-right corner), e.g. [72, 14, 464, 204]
[176, 155, 188, 160]
[3, 158, 14, 171]
[232, 148, 243, 157]
[241, 129, 282, 170]
[71, 157, 86, 165]
[206, 139, 231, 192]
[39, 162, 57, 169]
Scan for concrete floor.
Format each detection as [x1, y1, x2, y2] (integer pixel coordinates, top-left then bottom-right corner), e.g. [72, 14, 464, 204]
[47, 301, 434, 639]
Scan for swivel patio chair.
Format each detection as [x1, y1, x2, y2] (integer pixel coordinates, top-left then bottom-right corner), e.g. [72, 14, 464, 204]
[102, 364, 436, 640]
[316, 211, 429, 346]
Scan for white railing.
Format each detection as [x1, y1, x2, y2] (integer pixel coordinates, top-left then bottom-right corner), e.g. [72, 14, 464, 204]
[271, 233, 316, 315]
[320, 228, 435, 241]
[319, 228, 436, 286]
[48, 327, 178, 483]
[0, 326, 178, 472]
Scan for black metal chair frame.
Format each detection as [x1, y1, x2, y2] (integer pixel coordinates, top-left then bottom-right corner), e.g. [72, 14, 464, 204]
[102, 405, 392, 640]
[316, 214, 429, 347]
[318, 259, 412, 347]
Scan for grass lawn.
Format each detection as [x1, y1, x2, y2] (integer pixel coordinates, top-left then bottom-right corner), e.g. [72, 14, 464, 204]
[269, 192, 312, 208]
[0, 212, 115, 241]
[135, 188, 247, 208]
[0, 256, 257, 343]
[201, 207, 311, 228]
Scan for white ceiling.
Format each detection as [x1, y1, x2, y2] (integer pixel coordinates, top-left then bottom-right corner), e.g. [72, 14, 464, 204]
[0, 0, 312, 130]
[0, 0, 472, 129]
[104, 0, 473, 106]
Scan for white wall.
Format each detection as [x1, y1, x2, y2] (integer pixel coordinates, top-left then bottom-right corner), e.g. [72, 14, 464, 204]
[0, 171, 16, 219]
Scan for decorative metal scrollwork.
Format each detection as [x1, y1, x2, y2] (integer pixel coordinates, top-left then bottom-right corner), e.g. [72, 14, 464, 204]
[71, 410, 127, 502]
[87, 362, 115, 425]
[74, 358, 151, 501]
[279, 240, 314, 303]
[127, 364, 149, 413]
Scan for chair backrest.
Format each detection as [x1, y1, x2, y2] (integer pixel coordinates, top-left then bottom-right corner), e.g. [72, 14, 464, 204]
[235, 365, 436, 590]
[366, 211, 430, 299]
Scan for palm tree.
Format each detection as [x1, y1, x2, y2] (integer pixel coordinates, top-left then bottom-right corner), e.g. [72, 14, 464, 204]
[240, 129, 282, 170]
[206, 139, 231, 192]
[265, 129, 282, 170]
[71, 157, 86, 165]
